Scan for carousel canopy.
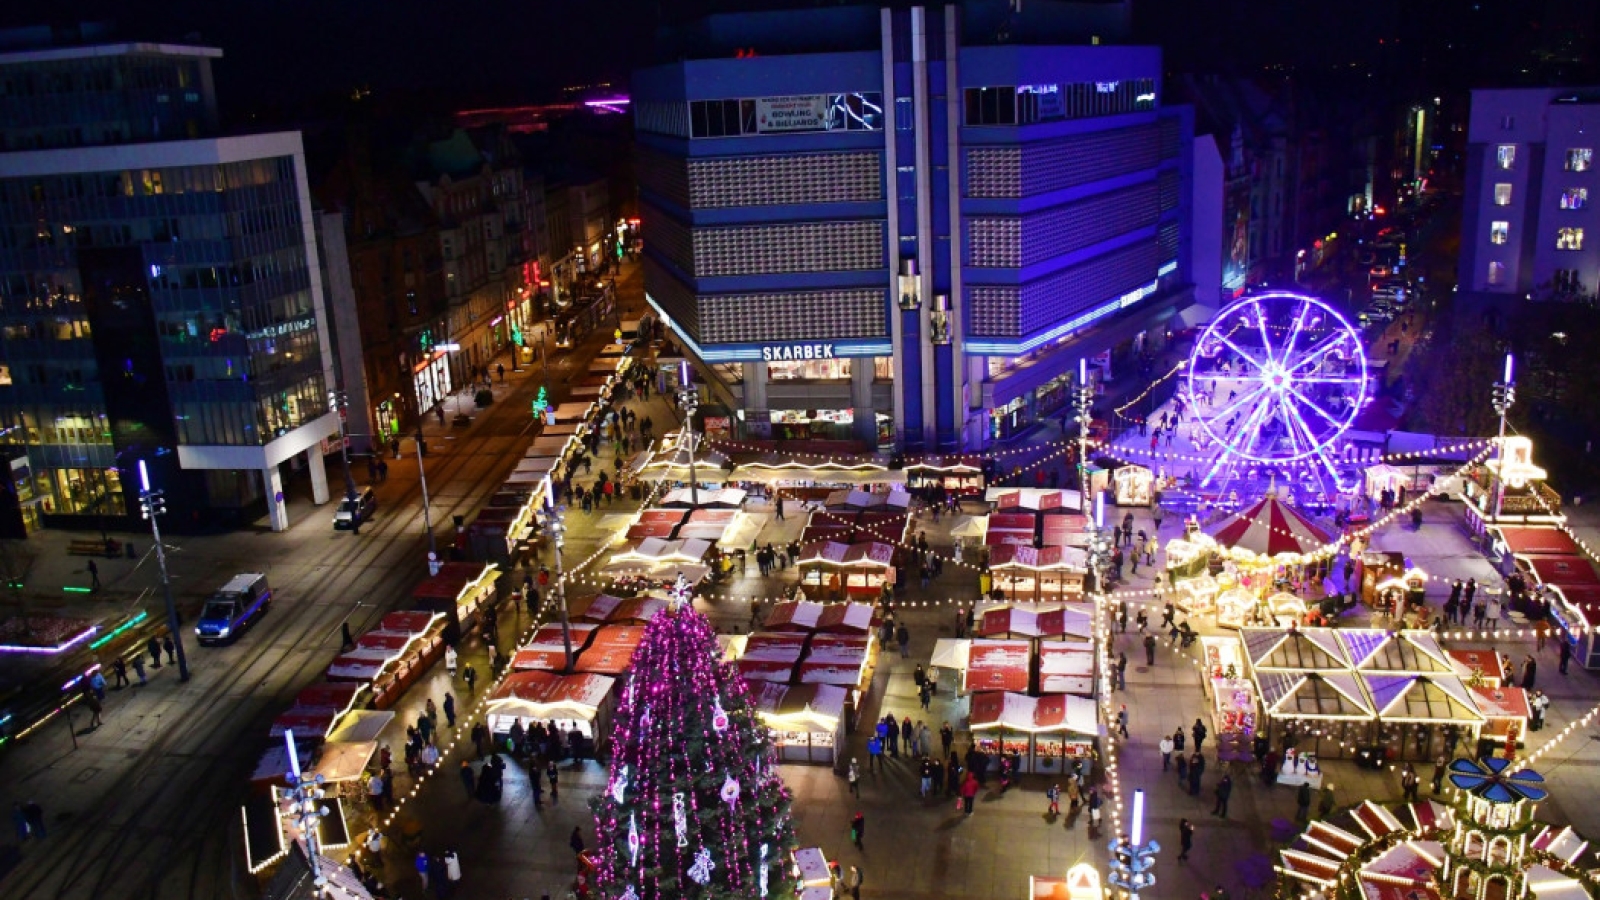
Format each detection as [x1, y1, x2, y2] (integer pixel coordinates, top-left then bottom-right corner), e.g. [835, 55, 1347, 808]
[1363, 674, 1484, 725]
[1242, 627, 1350, 672]
[1206, 493, 1334, 557]
[1257, 671, 1374, 719]
[1338, 629, 1455, 675]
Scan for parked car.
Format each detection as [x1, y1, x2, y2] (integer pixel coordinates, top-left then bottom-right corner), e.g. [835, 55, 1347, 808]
[195, 573, 272, 645]
[333, 487, 377, 530]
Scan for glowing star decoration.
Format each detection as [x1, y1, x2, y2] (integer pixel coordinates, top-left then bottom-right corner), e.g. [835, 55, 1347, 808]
[627, 814, 641, 866]
[620, 887, 639, 900]
[673, 792, 689, 847]
[720, 773, 741, 807]
[610, 765, 630, 803]
[759, 843, 770, 898]
[687, 848, 715, 885]
[711, 698, 729, 733]
[1184, 290, 1368, 495]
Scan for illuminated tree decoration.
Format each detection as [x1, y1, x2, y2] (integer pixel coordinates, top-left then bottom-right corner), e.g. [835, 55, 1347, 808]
[1186, 291, 1368, 493]
[591, 602, 798, 899]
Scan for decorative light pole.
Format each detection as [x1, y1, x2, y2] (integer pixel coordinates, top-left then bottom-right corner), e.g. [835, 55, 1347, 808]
[282, 728, 331, 891]
[677, 360, 701, 507]
[417, 435, 439, 574]
[1489, 353, 1517, 521]
[330, 390, 357, 501]
[546, 511, 574, 672]
[138, 460, 189, 682]
[1107, 789, 1159, 900]
[1074, 357, 1094, 500]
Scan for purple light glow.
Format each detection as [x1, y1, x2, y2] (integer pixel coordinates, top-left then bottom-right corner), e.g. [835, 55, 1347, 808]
[1504, 353, 1515, 385]
[584, 97, 631, 107]
[0, 625, 99, 655]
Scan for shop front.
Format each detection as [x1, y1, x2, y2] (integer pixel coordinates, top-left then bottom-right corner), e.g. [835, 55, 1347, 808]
[413, 349, 452, 414]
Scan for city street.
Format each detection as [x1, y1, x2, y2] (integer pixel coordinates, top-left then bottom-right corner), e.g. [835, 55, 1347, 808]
[0, 260, 646, 899]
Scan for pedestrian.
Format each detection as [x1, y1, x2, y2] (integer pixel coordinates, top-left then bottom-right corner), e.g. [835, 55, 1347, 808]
[1115, 652, 1128, 691]
[414, 851, 431, 891]
[1192, 718, 1208, 753]
[940, 722, 954, 756]
[1401, 763, 1420, 801]
[960, 772, 979, 815]
[1531, 690, 1550, 731]
[1117, 704, 1130, 739]
[130, 654, 146, 685]
[850, 811, 865, 849]
[497, 363, 505, 382]
[1144, 633, 1157, 665]
[1560, 639, 1573, 675]
[110, 656, 128, 689]
[148, 636, 162, 668]
[1212, 774, 1232, 818]
[459, 760, 475, 799]
[919, 756, 934, 797]
[1176, 750, 1189, 785]
[896, 623, 910, 658]
[1178, 818, 1195, 861]
[866, 735, 883, 771]
[1296, 781, 1312, 823]
[443, 692, 457, 728]
[846, 864, 864, 900]
[87, 559, 100, 590]
[1047, 783, 1061, 816]
[547, 758, 560, 801]
[84, 692, 103, 729]
[569, 826, 586, 856]
[341, 621, 356, 652]
[848, 758, 861, 797]
[1173, 727, 1185, 753]
[463, 663, 476, 692]
[443, 849, 462, 896]
[1317, 784, 1336, 820]
[163, 635, 176, 664]
[368, 771, 386, 810]
[1159, 735, 1174, 771]
[1521, 655, 1538, 691]
[1087, 786, 1103, 829]
[89, 669, 106, 701]
[1188, 752, 1204, 796]
[1431, 756, 1447, 795]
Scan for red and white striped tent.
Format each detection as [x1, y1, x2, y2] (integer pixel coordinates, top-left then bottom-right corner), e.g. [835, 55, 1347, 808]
[1205, 493, 1333, 557]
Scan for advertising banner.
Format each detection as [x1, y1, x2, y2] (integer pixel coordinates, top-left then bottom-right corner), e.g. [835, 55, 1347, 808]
[755, 95, 830, 133]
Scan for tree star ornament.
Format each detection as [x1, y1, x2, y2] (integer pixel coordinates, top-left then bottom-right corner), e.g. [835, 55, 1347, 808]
[720, 773, 741, 807]
[687, 847, 715, 885]
[620, 887, 639, 900]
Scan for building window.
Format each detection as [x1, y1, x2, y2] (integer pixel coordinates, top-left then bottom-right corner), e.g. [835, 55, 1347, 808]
[688, 93, 883, 138]
[767, 358, 851, 381]
[1554, 268, 1583, 294]
[1567, 148, 1593, 172]
[1490, 221, 1509, 245]
[1497, 145, 1516, 169]
[964, 87, 1017, 126]
[1557, 227, 1585, 250]
[1494, 183, 1513, 205]
[1487, 261, 1506, 285]
[1562, 188, 1589, 210]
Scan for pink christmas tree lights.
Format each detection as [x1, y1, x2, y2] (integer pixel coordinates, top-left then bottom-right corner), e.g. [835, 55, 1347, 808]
[590, 595, 797, 899]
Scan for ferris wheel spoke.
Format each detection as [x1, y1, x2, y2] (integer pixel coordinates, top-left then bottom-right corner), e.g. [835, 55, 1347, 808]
[1277, 300, 1317, 368]
[1290, 375, 1364, 385]
[1279, 400, 1326, 457]
[1230, 391, 1282, 460]
[1283, 384, 1346, 430]
[1286, 332, 1353, 375]
[1214, 334, 1268, 374]
[1208, 380, 1273, 424]
[1250, 299, 1280, 366]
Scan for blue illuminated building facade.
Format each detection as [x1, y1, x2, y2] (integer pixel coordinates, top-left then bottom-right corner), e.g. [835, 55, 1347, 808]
[635, 0, 1197, 450]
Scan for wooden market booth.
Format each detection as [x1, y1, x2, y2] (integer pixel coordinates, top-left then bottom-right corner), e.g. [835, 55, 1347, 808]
[969, 691, 1098, 774]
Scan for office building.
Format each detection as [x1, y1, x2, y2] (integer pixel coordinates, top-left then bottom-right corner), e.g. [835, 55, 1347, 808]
[0, 31, 338, 533]
[634, 0, 1198, 450]
[1460, 88, 1600, 300]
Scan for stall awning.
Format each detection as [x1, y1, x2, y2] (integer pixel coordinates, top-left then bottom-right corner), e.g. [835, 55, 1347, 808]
[325, 710, 396, 744]
[970, 692, 1098, 734]
[487, 671, 616, 720]
[311, 741, 379, 783]
[965, 640, 1032, 693]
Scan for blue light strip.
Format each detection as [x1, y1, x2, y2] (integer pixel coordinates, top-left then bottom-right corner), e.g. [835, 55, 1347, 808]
[645, 293, 892, 363]
[965, 278, 1160, 356]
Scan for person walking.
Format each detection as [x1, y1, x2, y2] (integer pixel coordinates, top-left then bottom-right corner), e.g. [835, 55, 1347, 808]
[1047, 783, 1061, 817]
[443, 693, 457, 728]
[110, 656, 129, 689]
[1317, 784, 1336, 820]
[867, 735, 883, 772]
[442, 849, 462, 897]
[1144, 633, 1158, 665]
[1188, 752, 1204, 796]
[84, 692, 103, 729]
[130, 654, 146, 685]
[896, 623, 910, 658]
[340, 621, 356, 652]
[1212, 774, 1233, 818]
[367, 771, 386, 811]
[1117, 704, 1130, 739]
[850, 811, 865, 849]
[960, 772, 979, 815]
[1178, 818, 1195, 861]
[940, 722, 954, 756]
[1431, 756, 1448, 795]
[1521, 655, 1538, 691]
[87, 559, 100, 590]
[1192, 719, 1208, 753]
[1560, 639, 1574, 675]
[148, 636, 162, 669]
[845, 865, 864, 900]
[458, 760, 476, 799]
[163, 635, 176, 665]
[1401, 763, 1420, 802]
[547, 759, 560, 802]
[1159, 735, 1174, 771]
[1296, 781, 1312, 823]
[1115, 652, 1128, 691]
[848, 759, 861, 797]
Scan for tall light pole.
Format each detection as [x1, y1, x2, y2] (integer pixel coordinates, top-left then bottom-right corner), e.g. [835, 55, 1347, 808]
[417, 432, 438, 573]
[546, 511, 573, 672]
[1490, 353, 1517, 521]
[1074, 358, 1094, 502]
[677, 359, 701, 507]
[282, 729, 331, 889]
[138, 460, 189, 682]
[330, 390, 356, 501]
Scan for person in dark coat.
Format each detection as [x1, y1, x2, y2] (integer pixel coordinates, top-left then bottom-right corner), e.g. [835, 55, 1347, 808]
[1188, 752, 1204, 796]
[1521, 655, 1538, 691]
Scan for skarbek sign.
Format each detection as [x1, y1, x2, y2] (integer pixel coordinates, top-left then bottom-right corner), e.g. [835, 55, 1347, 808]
[761, 343, 836, 361]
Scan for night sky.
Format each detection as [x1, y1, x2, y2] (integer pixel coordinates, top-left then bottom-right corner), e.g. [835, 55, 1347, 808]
[2, 0, 1588, 117]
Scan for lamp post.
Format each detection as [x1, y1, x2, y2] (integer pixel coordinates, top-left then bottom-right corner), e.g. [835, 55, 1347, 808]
[137, 460, 189, 682]
[282, 729, 331, 891]
[416, 429, 438, 573]
[1107, 789, 1159, 900]
[1074, 358, 1094, 501]
[677, 360, 701, 507]
[1490, 353, 1517, 522]
[546, 512, 573, 672]
[330, 390, 356, 501]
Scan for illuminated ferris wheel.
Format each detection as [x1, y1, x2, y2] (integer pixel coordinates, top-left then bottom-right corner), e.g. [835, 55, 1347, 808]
[1185, 291, 1368, 491]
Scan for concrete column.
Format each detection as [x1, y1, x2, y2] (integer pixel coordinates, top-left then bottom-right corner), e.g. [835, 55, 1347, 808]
[263, 465, 289, 532]
[742, 361, 768, 411]
[307, 447, 330, 505]
[851, 358, 876, 446]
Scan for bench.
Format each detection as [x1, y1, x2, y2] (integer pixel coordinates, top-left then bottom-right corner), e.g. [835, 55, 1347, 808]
[68, 539, 121, 557]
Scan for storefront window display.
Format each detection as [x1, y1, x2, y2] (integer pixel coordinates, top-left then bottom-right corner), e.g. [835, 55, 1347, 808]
[770, 408, 854, 440]
[765, 358, 894, 382]
[413, 350, 452, 413]
[32, 466, 125, 518]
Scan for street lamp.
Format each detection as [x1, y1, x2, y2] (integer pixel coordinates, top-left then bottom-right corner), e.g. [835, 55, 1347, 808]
[1490, 353, 1517, 521]
[329, 390, 357, 501]
[677, 360, 701, 507]
[1107, 789, 1159, 900]
[416, 428, 438, 573]
[138, 460, 189, 682]
[282, 728, 332, 891]
[545, 512, 574, 672]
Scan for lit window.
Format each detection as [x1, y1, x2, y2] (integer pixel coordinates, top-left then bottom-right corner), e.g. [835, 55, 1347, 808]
[1490, 221, 1509, 245]
[1567, 148, 1593, 172]
[1487, 261, 1505, 285]
[1497, 145, 1516, 169]
[1562, 188, 1588, 210]
[1494, 183, 1513, 206]
[1556, 227, 1585, 251]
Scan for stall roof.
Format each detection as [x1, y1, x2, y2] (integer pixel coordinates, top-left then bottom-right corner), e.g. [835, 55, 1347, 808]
[551, 401, 590, 422]
[675, 522, 728, 542]
[636, 508, 690, 526]
[1363, 673, 1484, 724]
[965, 640, 1032, 693]
[487, 671, 616, 719]
[1258, 671, 1374, 719]
[575, 626, 646, 676]
[410, 563, 498, 600]
[293, 682, 363, 714]
[377, 611, 438, 636]
[989, 512, 1038, 531]
[1339, 630, 1455, 674]
[1527, 555, 1600, 588]
[1243, 627, 1351, 671]
[660, 487, 746, 508]
[930, 638, 970, 670]
[612, 597, 667, 624]
[815, 602, 874, 634]
[1038, 644, 1096, 695]
[753, 682, 849, 729]
[949, 515, 988, 539]
[1470, 686, 1530, 720]
[1496, 526, 1580, 556]
[798, 541, 850, 565]
[1445, 648, 1509, 684]
[540, 422, 581, 436]
[1553, 584, 1600, 623]
[626, 521, 679, 541]
[987, 488, 1083, 512]
[970, 692, 1098, 734]
[325, 710, 396, 744]
[311, 741, 378, 783]
[613, 537, 712, 563]
[907, 456, 982, 474]
[764, 600, 826, 632]
[979, 604, 1093, 639]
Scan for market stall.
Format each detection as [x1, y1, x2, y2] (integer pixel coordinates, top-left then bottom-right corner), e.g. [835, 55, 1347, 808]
[763, 600, 826, 633]
[988, 545, 1088, 602]
[1037, 642, 1095, 696]
[797, 635, 874, 690]
[1206, 492, 1334, 559]
[573, 625, 646, 676]
[964, 640, 1032, 693]
[1363, 463, 1409, 503]
[969, 691, 1099, 774]
[730, 632, 807, 683]
[1445, 648, 1509, 687]
[410, 563, 499, 632]
[906, 457, 985, 496]
[1361, 672, 1484, 762]
[659, 487, 746, 508]
[1469, 685, 1530, 749]
[511, 623, 598, 672]
[1112, 464, 1154, 506]
[325, 611, 447, 710]
[1527, 552, 1600, 669]
[985, 488, 1083, 512]
[1255, 670, 1371, 765]
[1200, 636, 1256, 762]
[815, 602, 875, 635]
[752, 682, 852, 764]
[485, 671, 617, 750]
[978, 603, 1093, 641]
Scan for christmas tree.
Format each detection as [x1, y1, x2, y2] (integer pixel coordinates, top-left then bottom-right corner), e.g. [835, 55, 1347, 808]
[590, 581, 798, 900]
